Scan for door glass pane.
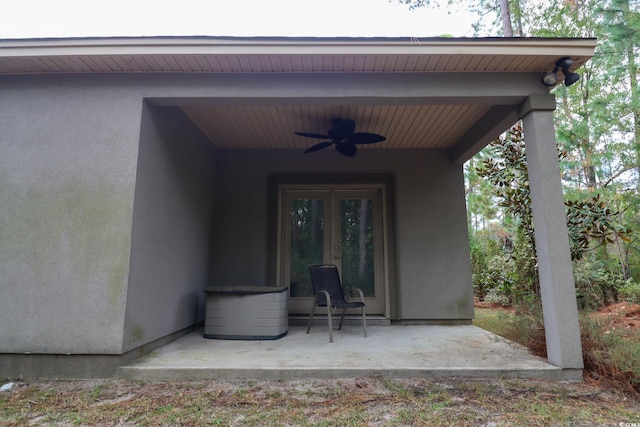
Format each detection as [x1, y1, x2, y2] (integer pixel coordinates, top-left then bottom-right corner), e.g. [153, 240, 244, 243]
[340, 199, 375, 297]
[289, 199, 324, 298]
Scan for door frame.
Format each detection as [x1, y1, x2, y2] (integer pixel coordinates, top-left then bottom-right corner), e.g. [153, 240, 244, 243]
[280, 187, 385, 314]
[267, 174, 397, 319]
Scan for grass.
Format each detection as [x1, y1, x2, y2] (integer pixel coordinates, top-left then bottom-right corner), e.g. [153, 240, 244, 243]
[1, 376, 640, 426]
[474, 305, 640, 397]
[473, 306, 547, 357]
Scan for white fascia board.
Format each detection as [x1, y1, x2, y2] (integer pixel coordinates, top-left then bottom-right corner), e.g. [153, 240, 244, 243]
[0, 36, 597, 59]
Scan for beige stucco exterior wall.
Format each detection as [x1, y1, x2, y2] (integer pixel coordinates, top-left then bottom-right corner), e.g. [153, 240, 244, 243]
[0, 70, 484, 360]
[0, 75, 142, 354]
[210, 148, 474, 320]
[0, 76, 219, 357]
[123, 105, 217, 353]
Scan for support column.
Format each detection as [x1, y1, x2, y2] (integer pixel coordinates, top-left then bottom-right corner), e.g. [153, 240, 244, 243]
[520, 95, 583, 371]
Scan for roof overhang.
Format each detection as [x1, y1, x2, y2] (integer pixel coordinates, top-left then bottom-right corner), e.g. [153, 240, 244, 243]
[0, 36, 596, 74]
[0, 36, 596, 162]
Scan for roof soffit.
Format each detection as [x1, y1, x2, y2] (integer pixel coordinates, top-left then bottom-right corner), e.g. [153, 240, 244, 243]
[0, 36, 596, 75]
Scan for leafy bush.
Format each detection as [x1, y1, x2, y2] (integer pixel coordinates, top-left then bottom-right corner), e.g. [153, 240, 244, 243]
[572, 255, 631, 309]
[616, 278, 640, 304]
[470, 227, 508, 300]
[483, 288, 511, 306]
[470, 226, 538, 305]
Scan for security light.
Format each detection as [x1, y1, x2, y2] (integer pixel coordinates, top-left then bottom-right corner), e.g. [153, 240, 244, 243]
[542, 57, 580, 87]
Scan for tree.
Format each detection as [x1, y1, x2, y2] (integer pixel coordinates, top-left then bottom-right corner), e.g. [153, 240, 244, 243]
[399, 0, 640, 301]
[396, 0, 521, 36]
[465, 154, 498, 232]
[600, 0, 640, 184]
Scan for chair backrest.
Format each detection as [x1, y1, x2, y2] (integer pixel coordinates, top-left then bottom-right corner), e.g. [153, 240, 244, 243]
[308, 264, 347, 306]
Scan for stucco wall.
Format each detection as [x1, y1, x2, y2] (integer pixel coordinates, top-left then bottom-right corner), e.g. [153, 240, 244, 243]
[0, 70, 476, 361]
[123, 105, 217, 353]
[210, 148, 474, 320]
[0, 76, 142, 354]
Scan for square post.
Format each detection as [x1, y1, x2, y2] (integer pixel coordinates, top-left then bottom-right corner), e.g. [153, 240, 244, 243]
[520, 96, 583, 371]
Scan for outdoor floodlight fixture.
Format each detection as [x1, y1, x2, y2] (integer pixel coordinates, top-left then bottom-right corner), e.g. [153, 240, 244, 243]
[541, 57, 581, 87]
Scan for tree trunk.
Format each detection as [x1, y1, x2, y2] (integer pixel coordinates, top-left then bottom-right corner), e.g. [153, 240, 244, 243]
[499, 0, 514, 36]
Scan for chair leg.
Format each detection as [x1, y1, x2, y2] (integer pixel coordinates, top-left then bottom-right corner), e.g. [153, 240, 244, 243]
[326, 307, 334, 343]
[338, 309, 346, 330]
[361, 306, 367, 337]
[307, 296, 319, 334]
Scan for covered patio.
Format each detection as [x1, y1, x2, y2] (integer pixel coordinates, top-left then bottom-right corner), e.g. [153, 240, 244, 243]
[0, 36, 595, 379]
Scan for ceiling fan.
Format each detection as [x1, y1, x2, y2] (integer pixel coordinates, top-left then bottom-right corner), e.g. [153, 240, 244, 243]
[295, 118, 386, 157]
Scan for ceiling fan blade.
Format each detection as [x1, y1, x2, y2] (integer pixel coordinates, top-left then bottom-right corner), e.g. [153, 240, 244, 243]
[335, 142, 357, 157]
[303, 141, 333, 153]
[295, 132, 330, 139]
[349, 132, 386, 145]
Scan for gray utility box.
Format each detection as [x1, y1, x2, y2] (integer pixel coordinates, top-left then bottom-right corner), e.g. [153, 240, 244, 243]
[204, 286, 288, 340]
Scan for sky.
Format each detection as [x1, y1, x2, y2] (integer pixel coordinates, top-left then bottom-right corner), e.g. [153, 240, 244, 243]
[1, 0, 475, 39]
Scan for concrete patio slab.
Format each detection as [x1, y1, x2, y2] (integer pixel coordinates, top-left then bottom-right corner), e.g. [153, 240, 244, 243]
[119, 325, 580, 382]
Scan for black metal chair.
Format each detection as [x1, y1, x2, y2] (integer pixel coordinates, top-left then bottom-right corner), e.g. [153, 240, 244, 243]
[306, 264, 367, 343]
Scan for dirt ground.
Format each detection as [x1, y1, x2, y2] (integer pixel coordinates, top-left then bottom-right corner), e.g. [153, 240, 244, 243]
[592, 302, 640, 334]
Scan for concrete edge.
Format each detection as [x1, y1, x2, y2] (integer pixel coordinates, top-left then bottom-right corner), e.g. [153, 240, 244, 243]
[117, 367, 576, 382]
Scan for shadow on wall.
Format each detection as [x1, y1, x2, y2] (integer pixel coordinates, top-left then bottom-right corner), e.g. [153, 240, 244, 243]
[177, 290, 204, 326]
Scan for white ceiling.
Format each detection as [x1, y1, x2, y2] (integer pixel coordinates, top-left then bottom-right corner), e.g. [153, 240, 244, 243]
[180, 103, 491, 151]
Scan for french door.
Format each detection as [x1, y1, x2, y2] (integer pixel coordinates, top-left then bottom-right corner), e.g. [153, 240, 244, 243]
[279, 186, 386, 314]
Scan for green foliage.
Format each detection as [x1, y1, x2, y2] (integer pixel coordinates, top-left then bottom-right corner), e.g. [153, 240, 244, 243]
[473, 254, 512, 304]
[573, 255, 625, 309]
[477, 126, 532, 241]
[470, 226, 536, 305]
[483, 286, 512, 306]
[472, 123, 633, 308]
[402, 0, 640, 313]
[478, 124, 631, 262]
[508, 227, 538, 302]
[469, 227, 504, 299]
[566, 195, 632, 260]
[465, 156, 498, 232]
[616, 278, 640, 303]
